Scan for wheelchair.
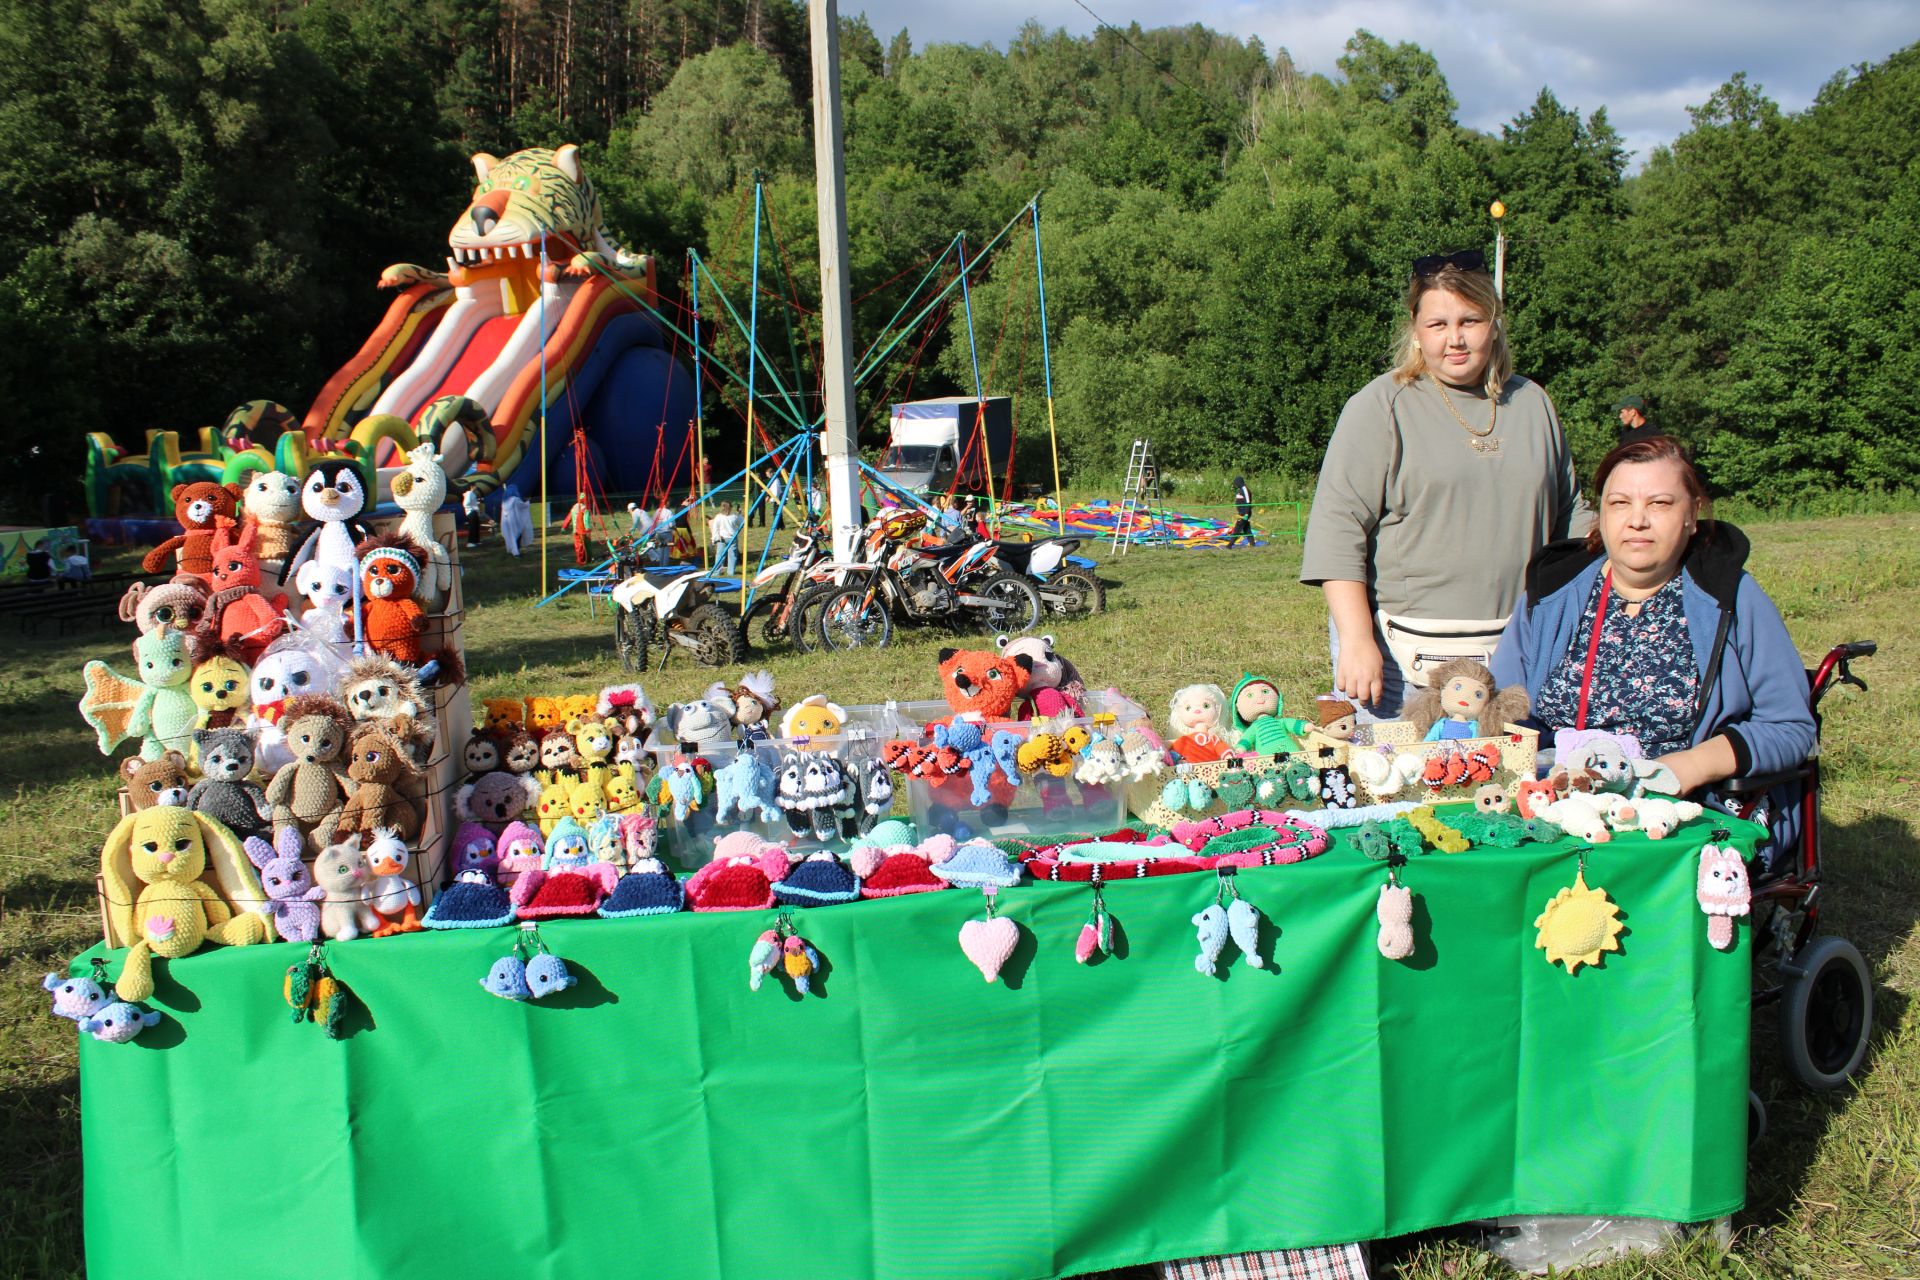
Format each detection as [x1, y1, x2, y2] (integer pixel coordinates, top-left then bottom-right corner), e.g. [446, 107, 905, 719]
[1719, 641, 1877, 1116]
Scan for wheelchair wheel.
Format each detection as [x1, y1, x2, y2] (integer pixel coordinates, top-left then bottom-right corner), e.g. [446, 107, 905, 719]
[1778, 935, 1873, 1091]
[1748, 1090, 1767, 1147]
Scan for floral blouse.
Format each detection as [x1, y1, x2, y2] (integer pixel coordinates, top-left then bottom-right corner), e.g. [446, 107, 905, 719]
[1535, 572, 1699, 758]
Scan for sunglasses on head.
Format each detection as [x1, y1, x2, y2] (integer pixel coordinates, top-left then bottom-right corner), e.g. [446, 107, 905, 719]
[1412, 249, 1486, 278]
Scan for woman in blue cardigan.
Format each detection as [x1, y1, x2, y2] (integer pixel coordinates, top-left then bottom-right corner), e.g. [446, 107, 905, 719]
[1492, 435, 1815, 860]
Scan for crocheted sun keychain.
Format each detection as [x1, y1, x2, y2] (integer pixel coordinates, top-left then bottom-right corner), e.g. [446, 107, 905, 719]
[1533, 847, 1624, 975]
[1696, 830, 1750, 951]
[1194, 869, 1267, 976]
[1075, 881, 1116, 964]
[750, 908, 825, 995]
[959, 886, 1021, 983]
[284, 942, 354, 1037]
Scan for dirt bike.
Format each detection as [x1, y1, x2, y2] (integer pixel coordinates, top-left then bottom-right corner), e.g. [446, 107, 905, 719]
[739, 523, 831, 653]
[813, 521, 1042, 651]
[990, 536, 1106, 617]
[609, 540, 745, 670]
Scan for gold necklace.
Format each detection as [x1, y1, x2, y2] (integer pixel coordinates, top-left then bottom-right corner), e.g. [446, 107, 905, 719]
[1432, 376, 1499, 453]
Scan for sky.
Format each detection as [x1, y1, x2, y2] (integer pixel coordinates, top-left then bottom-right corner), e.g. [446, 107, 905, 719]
[848, 0, 1916, 165]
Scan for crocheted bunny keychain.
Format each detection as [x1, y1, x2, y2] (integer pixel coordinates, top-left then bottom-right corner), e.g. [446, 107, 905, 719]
[1696, 830, 1750, 951]
[748, 908, 824, 996]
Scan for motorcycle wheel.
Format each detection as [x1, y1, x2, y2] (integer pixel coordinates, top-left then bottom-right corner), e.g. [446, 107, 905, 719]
[788, 586, 833, 655]
[742, 593, 790, 652]
[685, 602, 745, 667]
[613, 606, 649, 672]
[1047, 569, 1106, 617]
[970, 572, 1043, 635]
[817, 588, 894, 651]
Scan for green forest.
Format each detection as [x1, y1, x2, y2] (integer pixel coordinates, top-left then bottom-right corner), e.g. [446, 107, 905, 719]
[1, 0, 1917, 520]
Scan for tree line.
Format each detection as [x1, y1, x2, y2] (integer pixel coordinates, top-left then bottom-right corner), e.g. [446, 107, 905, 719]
[1, 0, 1915, 519]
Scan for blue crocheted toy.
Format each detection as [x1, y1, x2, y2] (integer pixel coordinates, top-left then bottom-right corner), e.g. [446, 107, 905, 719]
[598, 858, 686, 918]
[424, 870, 517, 929]
[715, 751, 779, 825]
[481, 954, 533, 1000]
[79, 1002, 162, 1043]
[525, 953, 576, 999]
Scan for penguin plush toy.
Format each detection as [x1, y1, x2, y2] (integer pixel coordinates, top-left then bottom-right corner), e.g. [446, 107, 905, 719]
[285, 460, 372, 583]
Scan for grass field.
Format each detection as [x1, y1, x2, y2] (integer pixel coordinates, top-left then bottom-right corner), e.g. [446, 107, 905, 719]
[2, 514, 1915, 1279]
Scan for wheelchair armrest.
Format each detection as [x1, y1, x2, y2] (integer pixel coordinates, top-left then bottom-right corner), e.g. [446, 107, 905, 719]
[1718, 762, 1813, 796]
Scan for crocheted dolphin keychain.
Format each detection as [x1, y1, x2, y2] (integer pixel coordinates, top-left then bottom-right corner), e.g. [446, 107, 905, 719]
[1195, 870, 1268, 976]
[959, 886, 1021, 983]
[284, 941, 355, 1037]
[1075, 881, 1116, 964]
[61, 956, 164, 1044]
[750, 908, 825, 996]
[482, 924, 577, 1001]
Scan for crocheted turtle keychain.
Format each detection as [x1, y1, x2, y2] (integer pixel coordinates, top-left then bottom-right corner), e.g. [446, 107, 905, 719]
[284, 942, 354, 1037]
[1074, 881, 1116, 964]
[959, 886, 1021, 983]
[1193, 869, 1268, 976]
[749, 908, 825, 995]
[1533, 847, 1624, 975]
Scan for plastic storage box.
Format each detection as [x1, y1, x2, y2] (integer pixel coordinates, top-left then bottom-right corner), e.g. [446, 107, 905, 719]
[887, 689, 1150, 840]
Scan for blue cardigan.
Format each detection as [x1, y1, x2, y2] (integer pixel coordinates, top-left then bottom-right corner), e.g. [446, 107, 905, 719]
[1492, 525, 1815, 854]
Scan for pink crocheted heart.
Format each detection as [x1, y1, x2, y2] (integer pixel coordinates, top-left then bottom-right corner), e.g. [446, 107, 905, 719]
[958, 916, 1019, 983]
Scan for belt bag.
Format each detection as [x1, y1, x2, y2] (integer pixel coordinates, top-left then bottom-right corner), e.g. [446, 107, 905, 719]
[1376, 610, 1510, 686]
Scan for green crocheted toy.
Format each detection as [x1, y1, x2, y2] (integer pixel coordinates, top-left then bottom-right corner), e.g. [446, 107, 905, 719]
[1230, 674, 1309, 754]
[79, 629, 200, 760]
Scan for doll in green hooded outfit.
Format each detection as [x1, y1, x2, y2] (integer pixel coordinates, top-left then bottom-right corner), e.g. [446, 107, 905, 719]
[1230, 675, 1309, 754]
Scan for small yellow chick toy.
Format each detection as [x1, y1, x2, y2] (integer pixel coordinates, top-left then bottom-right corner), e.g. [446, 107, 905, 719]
[781, 694, 847, 742]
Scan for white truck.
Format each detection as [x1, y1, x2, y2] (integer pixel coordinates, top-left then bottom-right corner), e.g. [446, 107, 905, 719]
[877, 396, 1013, 495]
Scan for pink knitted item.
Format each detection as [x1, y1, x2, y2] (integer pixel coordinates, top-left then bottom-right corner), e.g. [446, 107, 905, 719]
[496, 820, 545, 874]
[511, 863, 619, 919]
[959, 916, 1019, 982]
[685, 834, 793, 911]
[859, 852, 948, 898]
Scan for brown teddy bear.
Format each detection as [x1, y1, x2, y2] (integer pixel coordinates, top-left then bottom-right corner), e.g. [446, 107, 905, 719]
[121, 751, 191, 810]
[265, 695, 353, 851]
[142, 481, 244, 580]
[334, 723, 424, 844]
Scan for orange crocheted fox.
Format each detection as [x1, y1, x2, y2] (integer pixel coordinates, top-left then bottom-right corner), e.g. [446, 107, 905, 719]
[356, 534, 430, 666]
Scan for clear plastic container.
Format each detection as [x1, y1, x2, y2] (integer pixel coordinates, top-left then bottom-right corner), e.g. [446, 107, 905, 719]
[886, 690, 1150, 841]
[639, 702, 906, 869]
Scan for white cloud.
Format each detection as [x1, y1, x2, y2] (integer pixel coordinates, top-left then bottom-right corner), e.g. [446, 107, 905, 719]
[847, 0, 1915, 165]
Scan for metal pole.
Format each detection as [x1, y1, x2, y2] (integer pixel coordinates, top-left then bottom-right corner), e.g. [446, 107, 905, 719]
[811, 0, 862, 562]
[538, 234, 549, 594]
[742, 179, 762, 606]
[1031, 198, 1063, 533]
[690, 249, 709, 571]
[956, 235, 996, 520]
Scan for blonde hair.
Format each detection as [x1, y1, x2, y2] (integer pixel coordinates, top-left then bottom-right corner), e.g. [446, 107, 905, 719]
[1390, 264, 1512, 398]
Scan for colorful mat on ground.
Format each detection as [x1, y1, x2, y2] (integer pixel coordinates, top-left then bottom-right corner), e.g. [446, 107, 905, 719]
[997, 499, 1266, 548]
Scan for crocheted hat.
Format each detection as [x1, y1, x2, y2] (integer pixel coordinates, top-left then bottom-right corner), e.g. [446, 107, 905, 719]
[850, 818, 919, 851]
[598, 860, 686, 918]
[422, 877, 516, 929]
[772, 854, 862, 906]
[859, 851, 948, 898]
[931, 841, 1023, 889]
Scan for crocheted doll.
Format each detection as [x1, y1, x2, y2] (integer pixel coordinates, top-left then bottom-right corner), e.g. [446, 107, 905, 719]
[202, 521, 288, 664]
[712, 671, 779, 745]
[996, 634, 1086, 719]
[1404, 659, 1530, 743]
[264, 694, 354, 851]
[141, 480, 243, 580]
[1303, 695, 1359, 752]
[333, 723, 424, 844]
[355, 533, 430, 666]
[190, 654, 250, 730]
[1230, 675, 1308, 754]
[1166, 683, 1230, 764]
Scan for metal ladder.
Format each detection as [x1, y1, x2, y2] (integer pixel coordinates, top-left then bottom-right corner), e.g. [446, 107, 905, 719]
[1113, 438, 1163, 555]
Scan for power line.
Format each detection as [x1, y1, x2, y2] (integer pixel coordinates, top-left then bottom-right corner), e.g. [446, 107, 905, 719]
[1067, 0, 1216, 105]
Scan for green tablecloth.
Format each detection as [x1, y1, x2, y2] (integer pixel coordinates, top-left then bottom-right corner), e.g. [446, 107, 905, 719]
[76, 816, 1758, 1280]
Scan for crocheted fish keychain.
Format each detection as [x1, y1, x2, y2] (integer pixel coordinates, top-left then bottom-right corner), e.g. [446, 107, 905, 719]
[482, 924, 577, 1001]
[750, 908, 825, 995]
[56, 956, 162, 1044]
[1696, 829, 1750, 951]
[959, 886, 1021, 983]
[284, 942, 354, 1037]
[1075, 881, 1116, 964]
[1533, 847, 1624, 974]
[1193, 869, 1268, 976]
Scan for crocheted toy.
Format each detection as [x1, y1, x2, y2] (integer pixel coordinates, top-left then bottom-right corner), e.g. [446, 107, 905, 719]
[340, 653, 433, 758]
[857, 757, 894, 825]
[1604, 794, 1703, 840]
[773, 851, 863, 906]
[1407, 806, 1470, 853]
[603, 762, 645, 814]
[712, 671, 779, 745]
[424, 866, 516, 931]
[1536, 794, 1613, 843]
[996, 633, 1086, 718]
[1304, 696, 1360, 751]
[526, 952, 577, 999]
[618, 811, 658, 866]
[936, 648, 1029, 722]
[1512, 777, 1560, 819]
[462, 730, 500, 782]
[534, 776, 571, 835]
[1404, 659, 1530, 743]
[265, 695, 353, 851]
[482, 954, 534, 1000]
[187, 727, 272, 841]
[599, 856, 685, 918]
[122, 751, 190, 811]
[930, 720, 1008, 808]
[244, 827, 326, 942]
[1166, 683, 1231, 764]
[239, 469, 303, 566]
[81, 1002, 163, 1043]
[1192, 903, 1230, 976]
[80, 627, 200, 760]
[1318, 764, 1357, 809]
[314, 833, 381, 940]
[354, 533, 430, 667]
[666, 696, 737, 752]
[748, 929, 781, 990]
[782, 934, 821, 994]
[1377, 881, 1415, 960]
[142, 480, 243, 579]
[1349, 746, 1426, 798]
[1697, 837, 1751, 950]
[285, 459, 371, 583]
[685, 833, 793, 911]
[1474, 783, 1510, 814]
[511, 818, 619, 919]
[1558, 732, 1686, 799]
[293, 559, 354, 653]
[1534, 864, 1624, 974]
[499, 729, 540, 775]
[283, 941, 353, 1037]
[247, 633, 349, 775]
[363, 827, 424, 935]
[119, 578, 208, 645]
[201, 521, 288, 664]
[1120, 729, 1166, 782]
[1228, 897, 1265, 968]
[43, 966, 109, 1022]
[959, 891, 1020, 983]
[566, 715, 618, 787]
[456, 770, 541, 834]
[190, 654, 250, 730]
[388, 442, 453, 609]
[597, 683, 653, 743]
[1230, 675, 1309, 754]
[99, 806, 269, 1001]
[773, 750, 858, 840]
[566, 777, 609, 829]
[715, 751, 780, 825]
[780, 693, 848, 742]
[1074, 732, 1128, 785]
[534, 728, 581, 786]
[452, 819, 505, 880]
[658, 755, 706, 821]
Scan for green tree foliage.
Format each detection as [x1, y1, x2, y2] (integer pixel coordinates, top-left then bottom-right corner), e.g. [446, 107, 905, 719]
[621, 44, 806, 197]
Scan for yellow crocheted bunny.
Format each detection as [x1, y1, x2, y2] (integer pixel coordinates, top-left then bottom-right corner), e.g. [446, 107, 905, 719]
[101, 807, 269, 1001]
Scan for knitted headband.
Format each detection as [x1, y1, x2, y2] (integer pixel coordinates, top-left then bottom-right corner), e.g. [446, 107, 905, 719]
[361, 546, 421, 577]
